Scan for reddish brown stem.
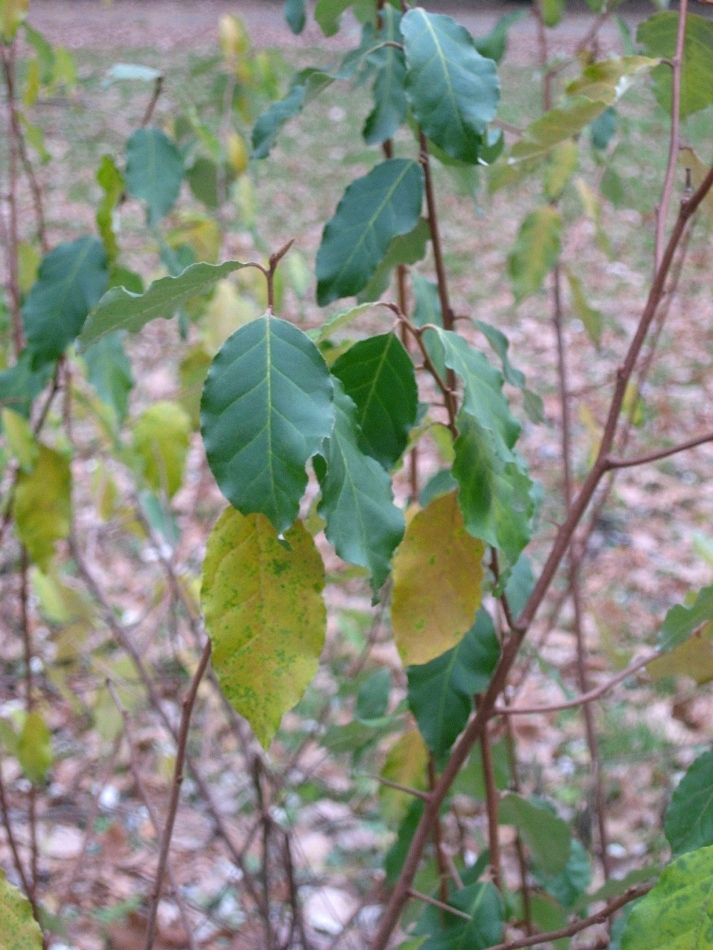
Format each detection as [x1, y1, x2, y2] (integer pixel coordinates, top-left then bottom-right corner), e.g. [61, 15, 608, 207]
[479, 719, 502, 893]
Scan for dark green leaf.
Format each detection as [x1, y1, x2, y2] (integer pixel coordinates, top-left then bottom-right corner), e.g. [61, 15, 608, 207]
[386, 798, 425, 884]
[499, 793, 571, 876]
[316, 159, 424, 305]
[358, 218, 430, 302]
[475, 319, 544, 423]
[539, 839, 592, 910]
[356, 667, 391, 722]
[79, 261, 247, 350]
[451, 741, 511, 800]
[316, 380, 404, 591]
[187, 156, 219, 209]
[657, 585, 713, 653]
[23, 237, 109, 367]
[419, 469, 457, 508]
[574, 865, 660, 913]
[637, 13, 713, 120]
[83, 332, 133, 425]
[473, 11, 524, 64]
[666, 750, 713, 856]
[408, 610, 499, 759]
[331, 332, 418, 469]
[252, 69, 334, 159]
[419, 881, 504, 950]
[503, 554, 535, 619]
[125, 127, 184, 227]
[402, 10, 499, 165]
[590, 106, 617, 150]
[363, 6, 407, 145]
[284, 0, 306, 34]
[201, 315, 335, 534]
[0, 351, 53, 419]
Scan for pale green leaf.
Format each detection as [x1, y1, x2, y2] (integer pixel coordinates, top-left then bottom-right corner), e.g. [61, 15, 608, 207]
[312, 303, 381, 344]
[13, 445, 71, 571]
[104, 63, 161, 85]
[201, 508, 326, 748]
[621, 845, 713, 950]
[316, 158, 424, 305]
[0, 872, 43, 949]
[316, 380, 404, 592]
[133, 401, 191, 498]
[315, 0, 351, 36]
[96, 154, 124, 264]
[125, 127, 184, 227]
[542, 0, 565, 28]
[499, 794, 571, 876]
[657, 585, 713, 654]
[78, 261, 248, 350]
[402, 9, 499, 165]
[564, 266, 603, 347]
[510, 97, 607, 164]
[666, 750, 713, 857]
[0, 0, 28, 42]
[2, 408, 38, 472]
[647, 624, 713, 686]
[391, 491, 485, 667]
[201, 314, 335, 535]
[23, 237, 109, 367]
[566, 55, 659, 103]
[637, 13, 713, 120]
[380, 729, 429, 822]
[83, 332, 134, 425]
[18, 710, 53, 784]
[508, 206, 562, 301]
[544, 140, 579, 200]
[331, 332, 418, 469]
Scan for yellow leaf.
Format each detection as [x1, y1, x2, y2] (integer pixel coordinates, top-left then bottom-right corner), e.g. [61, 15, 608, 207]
[202, 280, 258, 353]
[167, 213, 222, 264]
[391, 491, 484, 667]
[18, 710, 53, 785]
[227, 131, 249, 176]
[133, 401, 191, 498]
[647, 622, 713, 685]
[201, 508, 326, 748]
[17, 241, 39, 293]
[0, 0, 28, 42]
[380, 729, 428, 823]
[2, 408, 38, 472]
[13, 444, 71, 571]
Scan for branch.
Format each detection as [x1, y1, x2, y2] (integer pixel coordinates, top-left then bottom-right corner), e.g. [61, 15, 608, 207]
[144, 638, 212, 950]
[141, 75, 163, 127]
[605, 430, 713, 470]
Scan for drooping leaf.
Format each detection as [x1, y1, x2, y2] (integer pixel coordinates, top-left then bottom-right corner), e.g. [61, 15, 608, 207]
[251, 69, 333, 159]
[637, 13, 713, 120]
[621, 845, 713, 950]
[391, 491, 485, 667]
[96, 154, 124, 264]
[541, 0, 565, 28]
[408, 609, 499, 759]
[363, 6, 407, 145]
[359, 218, 430, 302]
[23, 237, 109, 367]
[564, 265, 603, 347]
[473, 11, 524, 64]
[0, 872, 43, 949]
[13, 445, 71, 571]
[201, 508, 326, 748]
[125, 127, 184, 227]
[201, 314, 335, 535]
[316, 159, 424, 305]
[187, 156, 219, 209]
[510, 98, 608, 164]
[83, 332, 134, 425]
[0, 350, 52, 419]
[78, 261, 248, 349]
[133, 401, 191, 498]
[331, 333, 418, 469]
[544, 140, 579, 200]
[380, 729, 429, 823]
[2, 409, 38, 472]
[419, 881, 504, 950]
[499, 794, 571, 876]
[666, 750, 713, 857]
[284, 0, 306, 34]
[402, 10, 500, 165]
[316, 380, 404, 592]
[17, 710, 53, 784]
[508, 206, 562, 301]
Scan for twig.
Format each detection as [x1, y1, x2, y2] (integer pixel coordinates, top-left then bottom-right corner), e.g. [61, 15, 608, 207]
[605, 431, 713, 470]
[373, 775, 430, 801]
[407, 889, 472, 922]
[252, 756, 276, 950]
[266, 239, 294, 313]
[141, 75, 163, 127]
[477, 701, 502, 893]
[19, 549, 40, 899]
[143, 638, 212, 950]
[0, 41, 24, 352]
[428, 757, 450, 907]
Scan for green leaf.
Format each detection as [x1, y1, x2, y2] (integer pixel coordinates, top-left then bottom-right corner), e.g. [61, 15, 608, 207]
[473, 11, 524, 64]
[23, 237, 109, 367]
[104, 63, 161, 85]
[637, 13, 713, 120]
[647, 624, 713, 686]
[17, 710, 53, 784]
[419, 881, 504, 950]
[499, 793, 571, 876]
[621, 845, 713, 950]
[386, 798, 425, 884]
[433, 329, 536, 562]
[251, 69, 333, 159]
[331, 333, 418, 469]
[96, 154, 124, 264]
[657, 585, 713, 653]
[391, 491, 485, 667]
[364, 7, 407, 145]
[666, 750, 713, 857]
[187, 156, 219, 209]
[575, 866, 660, 913]
[312, 302, 382, 344]
[133, 401, 191, 498]
[511, 97, 608, 164]
[590, 106, 617, 150]
[201, 314, 335, 535]
[0, 350, 52, 419]
[475, 319, 544, 424]
[125, 127, 184, 227]
[542, 0, 565, 28]
[408, 609, 499, 759]
[544, 140, 579, 200]
[13, 445, 71, 571]
[402, 10, 499, 165]
[356, 667, 391, 722]
[78, 261, 247, 350]
[0, 872, 43, 949]
[0, 0, 28, 42]
[315, 0, 351, 36]
[201, 508, 326, 748]
[84, 332, 133, 425]
[503, 554, 535, 618]
[2, 409, 38, 472]
[316, 380, 404, 592]
[539, 838, 592, 910]
[316, 159, 424, 305]
[358, 218, 430, 302]
[508, 206, 562, 301]
[284, 0, 306, 34]
[564, 266, 603, 348]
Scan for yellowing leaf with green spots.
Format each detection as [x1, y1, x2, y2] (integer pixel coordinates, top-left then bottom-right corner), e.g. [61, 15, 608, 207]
[2, 408, 38, 472]
[13, 445, 71, 571]
[133, 401, 191, 498]
[391, 491, 484, 667]
[380, 729, 428, 823]
[0, 872, 42, 949]
[201, 507, 326, 748]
